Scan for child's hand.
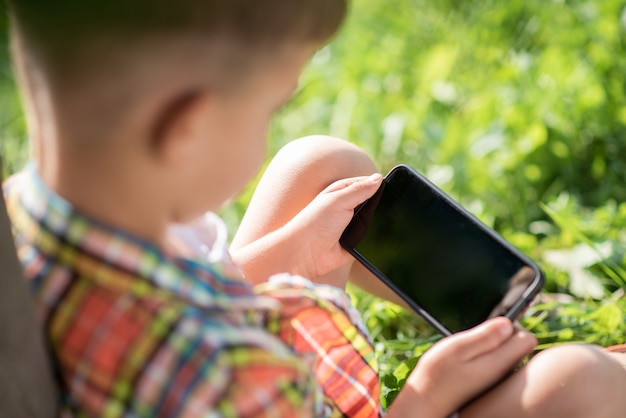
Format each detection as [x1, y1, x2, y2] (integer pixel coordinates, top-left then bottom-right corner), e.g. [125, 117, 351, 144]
[285, 173, 383, 281]
[231, 173, 382, 286]
[388, 318, 537, 418]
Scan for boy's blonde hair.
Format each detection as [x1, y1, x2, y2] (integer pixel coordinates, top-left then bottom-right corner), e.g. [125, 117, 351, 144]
[8, 0, 347, 143]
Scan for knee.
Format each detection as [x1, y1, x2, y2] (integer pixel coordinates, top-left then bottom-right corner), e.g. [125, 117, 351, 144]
[272, 135, 377, 181]
[522, 344, 626, 416]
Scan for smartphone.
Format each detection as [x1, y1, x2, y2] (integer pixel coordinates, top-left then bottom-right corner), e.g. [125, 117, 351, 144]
[340, 164, 544, 335]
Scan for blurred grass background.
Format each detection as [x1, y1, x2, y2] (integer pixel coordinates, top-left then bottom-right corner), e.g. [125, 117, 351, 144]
[2, 0, 626, 407]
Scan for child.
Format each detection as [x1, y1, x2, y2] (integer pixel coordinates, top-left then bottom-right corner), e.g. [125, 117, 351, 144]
[4, 0, 626, 417]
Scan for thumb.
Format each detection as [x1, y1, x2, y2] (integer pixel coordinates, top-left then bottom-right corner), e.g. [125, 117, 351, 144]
[444, 317, 515, 360]
[322, 173, 383, 209]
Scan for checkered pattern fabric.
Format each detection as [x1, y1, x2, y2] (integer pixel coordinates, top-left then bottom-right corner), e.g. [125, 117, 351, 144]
[4, 167, 382, 417]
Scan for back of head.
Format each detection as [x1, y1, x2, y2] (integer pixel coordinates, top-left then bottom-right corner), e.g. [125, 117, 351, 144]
[7, 0, 348, 145]
[9, 0, 347, 77]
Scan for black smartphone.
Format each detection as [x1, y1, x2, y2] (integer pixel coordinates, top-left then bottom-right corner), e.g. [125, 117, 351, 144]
[340, 164, 544, 335]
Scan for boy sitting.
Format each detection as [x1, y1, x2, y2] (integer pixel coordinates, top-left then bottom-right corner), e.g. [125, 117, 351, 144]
[5, 0, 626, 417]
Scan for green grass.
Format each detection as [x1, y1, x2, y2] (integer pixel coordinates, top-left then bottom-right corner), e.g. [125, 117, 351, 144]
[1, 0, 626, 408]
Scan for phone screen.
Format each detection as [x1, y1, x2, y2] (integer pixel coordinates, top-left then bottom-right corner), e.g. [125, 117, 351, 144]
[340, 165, 544, 334]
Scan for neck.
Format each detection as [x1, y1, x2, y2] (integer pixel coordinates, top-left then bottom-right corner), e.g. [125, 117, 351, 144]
[37, 142, 170, 246]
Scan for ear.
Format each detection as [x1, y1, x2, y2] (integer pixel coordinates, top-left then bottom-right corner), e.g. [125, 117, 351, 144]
[150, 89, 210, 164]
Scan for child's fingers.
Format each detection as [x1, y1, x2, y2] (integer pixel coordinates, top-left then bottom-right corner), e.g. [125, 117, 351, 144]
[432, 320, 536, 395]
[473, 328, 537, 377]
[321, 173, 382, 209]
[323, 173, 382, 193]
[438, 317, 515, 361]
[438, 317, 534, 365]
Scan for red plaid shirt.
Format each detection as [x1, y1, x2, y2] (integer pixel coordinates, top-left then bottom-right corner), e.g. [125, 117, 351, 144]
[5, 167, 383, 417]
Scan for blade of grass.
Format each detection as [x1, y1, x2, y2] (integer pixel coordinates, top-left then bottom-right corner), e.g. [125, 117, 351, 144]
[541, 202, 626, 289]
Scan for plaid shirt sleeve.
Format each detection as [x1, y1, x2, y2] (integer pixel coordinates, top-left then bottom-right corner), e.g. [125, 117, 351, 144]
[257, 275, 383, 418]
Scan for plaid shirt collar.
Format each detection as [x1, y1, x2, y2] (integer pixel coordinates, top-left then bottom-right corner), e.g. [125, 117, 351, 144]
[5, 165, 277, 312]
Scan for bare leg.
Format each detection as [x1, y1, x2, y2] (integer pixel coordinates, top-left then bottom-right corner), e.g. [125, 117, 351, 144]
[461, 344, 626, 418]
[231, 135, 402, 302]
